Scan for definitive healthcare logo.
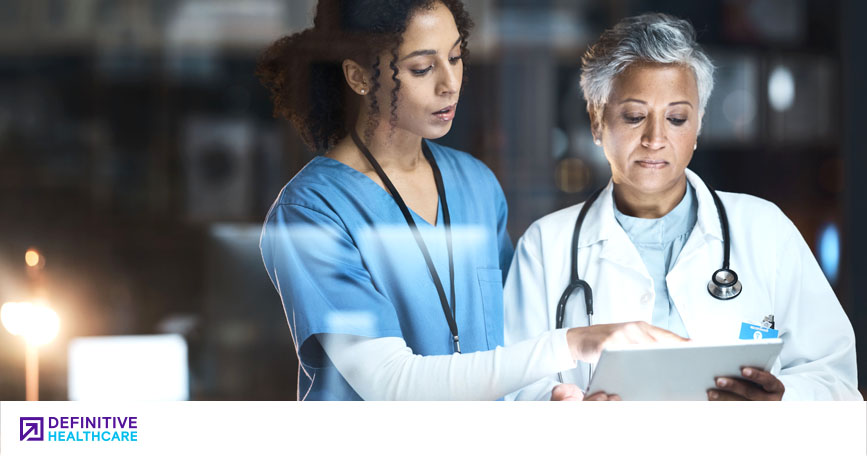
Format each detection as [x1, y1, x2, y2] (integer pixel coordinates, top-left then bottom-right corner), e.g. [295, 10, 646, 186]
[19, 415, 138, 442]
[20, 417, 44, 441]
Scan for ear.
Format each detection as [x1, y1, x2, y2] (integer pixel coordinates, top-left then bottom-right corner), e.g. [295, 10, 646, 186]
[342, 59, 370, 96]
[588, 104, 603, 143]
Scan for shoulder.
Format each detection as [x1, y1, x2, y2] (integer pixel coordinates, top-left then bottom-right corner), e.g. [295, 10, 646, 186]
[716, 190, 792, 228]
[514, 203, 585, 256]
[426, 140, 499, 184]
[714, 190, 804, 252]
[260, 161, 353, 257]
[265, 157, 351, 225]
[716, 190, 781, 213]
[527, 202, 584, 237]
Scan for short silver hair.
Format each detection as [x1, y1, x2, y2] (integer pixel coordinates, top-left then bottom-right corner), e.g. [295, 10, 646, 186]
[580, 13, 714, 116]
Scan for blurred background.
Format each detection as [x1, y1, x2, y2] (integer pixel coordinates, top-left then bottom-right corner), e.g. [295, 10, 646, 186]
[0, 0, 864, 400]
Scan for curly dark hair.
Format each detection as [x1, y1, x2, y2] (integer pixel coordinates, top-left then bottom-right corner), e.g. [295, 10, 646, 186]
[256, 0, 473, 152]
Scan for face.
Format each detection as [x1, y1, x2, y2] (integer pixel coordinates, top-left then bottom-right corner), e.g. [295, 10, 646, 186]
[370, 2, 463, 139]
[591, 63, 701, 197]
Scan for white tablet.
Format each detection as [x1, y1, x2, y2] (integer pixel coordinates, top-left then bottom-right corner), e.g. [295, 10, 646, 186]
[585, 339, 784, 400]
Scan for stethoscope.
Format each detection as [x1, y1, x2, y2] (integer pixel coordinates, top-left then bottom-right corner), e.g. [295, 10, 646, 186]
[554, 178, 742, 383]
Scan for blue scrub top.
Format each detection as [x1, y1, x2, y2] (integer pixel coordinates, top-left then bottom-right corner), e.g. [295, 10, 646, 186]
[260, 141, 514, 400]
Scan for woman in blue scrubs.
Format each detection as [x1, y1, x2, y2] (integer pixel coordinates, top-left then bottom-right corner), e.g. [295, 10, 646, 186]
[257, 0, 684, 400]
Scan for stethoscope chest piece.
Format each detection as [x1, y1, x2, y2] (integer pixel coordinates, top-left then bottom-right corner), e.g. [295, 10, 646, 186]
[707, 268, 742, 300]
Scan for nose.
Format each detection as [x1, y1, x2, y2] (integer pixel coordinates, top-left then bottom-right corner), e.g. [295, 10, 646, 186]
[437, 61, 460, 96]
[641, 114, 666, 150]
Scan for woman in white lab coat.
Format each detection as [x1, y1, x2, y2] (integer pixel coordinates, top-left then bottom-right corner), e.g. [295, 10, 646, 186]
[504, 13, 860, 401]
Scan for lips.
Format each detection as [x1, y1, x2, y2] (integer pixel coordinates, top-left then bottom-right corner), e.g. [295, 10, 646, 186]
[636, 159, 668, 169]
[432, 103, 457, 122]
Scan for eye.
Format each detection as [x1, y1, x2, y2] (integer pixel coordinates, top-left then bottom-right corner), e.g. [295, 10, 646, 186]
[624, 115, 645, 124]
[411, 66, 433, 76]
[668, 117, 687, 126]
[448, 55, 462, 64]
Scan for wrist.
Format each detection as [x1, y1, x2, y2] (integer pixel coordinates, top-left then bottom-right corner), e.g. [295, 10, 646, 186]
[566, 327, 584, 362]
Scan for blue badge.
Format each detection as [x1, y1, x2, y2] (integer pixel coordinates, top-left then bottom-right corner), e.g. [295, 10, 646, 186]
[739, 322, 779, 340]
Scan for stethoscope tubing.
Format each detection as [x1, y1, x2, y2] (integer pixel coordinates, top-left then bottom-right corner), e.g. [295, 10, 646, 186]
[554, 179, 741, 385]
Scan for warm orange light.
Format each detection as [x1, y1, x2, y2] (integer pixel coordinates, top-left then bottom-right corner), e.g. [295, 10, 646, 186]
[25, 249, 40, 267]
[555, 157, 591, 194]
[1, 301, 60, 346]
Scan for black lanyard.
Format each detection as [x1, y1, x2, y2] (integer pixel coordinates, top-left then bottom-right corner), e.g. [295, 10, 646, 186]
[349, 130, 460, 353]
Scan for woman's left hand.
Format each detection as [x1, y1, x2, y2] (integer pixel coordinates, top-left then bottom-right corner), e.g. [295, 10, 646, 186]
[550, 383, 584, 401]
[707, 367, 785, 401]
[550, 383, 621, 401]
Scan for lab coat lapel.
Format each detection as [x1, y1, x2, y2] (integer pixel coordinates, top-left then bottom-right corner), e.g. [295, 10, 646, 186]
[669, 171, 723, 272]
[667, 169, 727, 339]
[577, 181, 653, 327]
[666, 229, 715, 337]
[584, 181, 650, 278]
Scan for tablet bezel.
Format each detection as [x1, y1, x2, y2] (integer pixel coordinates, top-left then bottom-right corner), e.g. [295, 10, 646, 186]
[585, 339, 784, 400]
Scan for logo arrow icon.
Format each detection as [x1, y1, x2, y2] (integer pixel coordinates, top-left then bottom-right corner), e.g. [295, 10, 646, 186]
[21, 422, 38, 439]
[20, 417, 44, 441]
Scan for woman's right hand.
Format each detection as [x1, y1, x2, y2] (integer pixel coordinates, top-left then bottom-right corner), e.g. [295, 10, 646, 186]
[565, 321, 688, 364]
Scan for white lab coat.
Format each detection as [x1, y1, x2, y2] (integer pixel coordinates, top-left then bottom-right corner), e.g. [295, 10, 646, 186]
[504, 169, 860, 400]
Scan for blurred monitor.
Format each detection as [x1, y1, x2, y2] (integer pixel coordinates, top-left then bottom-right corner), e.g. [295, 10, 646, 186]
[702, 51, 760, 144]
[183, 117, 255, 223]
[68, 334, 189, 401]
[767, 57, 837, 144]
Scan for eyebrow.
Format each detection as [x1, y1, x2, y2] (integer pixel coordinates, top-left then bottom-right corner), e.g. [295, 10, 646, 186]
[399, 37, 462, 62]
[619, 98, 694, 108]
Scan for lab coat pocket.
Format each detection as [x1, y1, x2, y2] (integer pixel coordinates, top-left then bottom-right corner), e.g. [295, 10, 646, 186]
[477, 267, 504, 349]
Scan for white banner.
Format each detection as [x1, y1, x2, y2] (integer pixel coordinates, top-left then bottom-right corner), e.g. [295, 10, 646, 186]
[1, 401, 865, 455]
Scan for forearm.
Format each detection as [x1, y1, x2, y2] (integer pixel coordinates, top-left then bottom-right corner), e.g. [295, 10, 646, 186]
[317, 329, 576, 400]
[779, 366, 862, 401]
[505, 376, 561, 401]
